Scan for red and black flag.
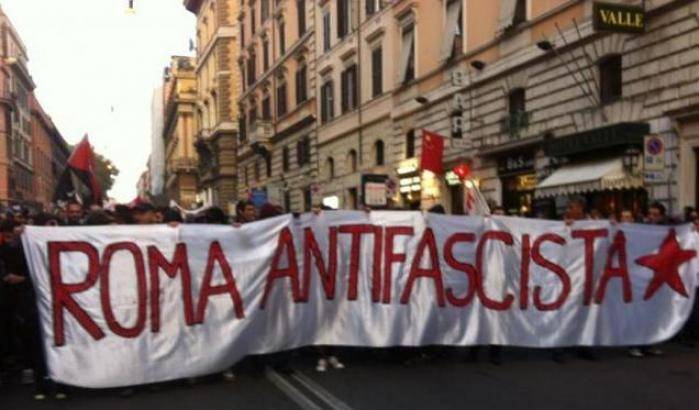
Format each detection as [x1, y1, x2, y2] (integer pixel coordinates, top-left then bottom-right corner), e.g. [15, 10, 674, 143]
[53, 135, 103, 205]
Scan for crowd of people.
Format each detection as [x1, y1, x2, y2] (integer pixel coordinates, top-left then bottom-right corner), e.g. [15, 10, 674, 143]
[1, 197, 698, 401]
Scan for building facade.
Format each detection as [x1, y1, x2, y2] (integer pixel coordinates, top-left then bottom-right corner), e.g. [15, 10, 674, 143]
[0, 7, 68, 211]
[236, 0, 317, 211]
[163, 56, 199, 208]
[229, 0, 699, 218]
[185, 0, 242, 213]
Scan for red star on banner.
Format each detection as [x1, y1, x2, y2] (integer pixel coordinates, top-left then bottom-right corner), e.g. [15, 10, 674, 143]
[635, 229, 697, 300]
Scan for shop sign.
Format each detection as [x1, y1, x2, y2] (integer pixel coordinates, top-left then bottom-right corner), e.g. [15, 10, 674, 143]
[361, 174, 389, 207]
[593, 2, 645, 34]
[497, 154, 534, 175]
[445, 171, 461, 186]
[396, 158, 419, 175]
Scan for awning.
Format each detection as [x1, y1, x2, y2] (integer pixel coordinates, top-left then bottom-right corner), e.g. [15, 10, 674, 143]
[535, 158, 643, 198]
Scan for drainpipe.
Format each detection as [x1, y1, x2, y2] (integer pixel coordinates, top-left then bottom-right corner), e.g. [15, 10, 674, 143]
[356, 2, 364, 166]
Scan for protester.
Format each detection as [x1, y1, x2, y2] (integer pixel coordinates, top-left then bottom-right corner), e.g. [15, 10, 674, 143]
[259, 203, 283, 220]
[131, 203, 157, 225]
[619, 208, 637, 223]
[84, 210, 116, 225]
[0, 220, 67, 400]
[113, 204, 135, 224]
[162, 207, 184, 224]
[64, 200, 84, 226]
[492, 205, 506, 216]
[628, 201, 667, 358]
[234, 200, 256, 224]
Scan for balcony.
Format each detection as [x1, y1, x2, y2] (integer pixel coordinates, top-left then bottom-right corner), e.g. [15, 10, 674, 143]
[168, 157, 198, 173]
[500, 111, 531, 139]
[249, 120, 273, 146]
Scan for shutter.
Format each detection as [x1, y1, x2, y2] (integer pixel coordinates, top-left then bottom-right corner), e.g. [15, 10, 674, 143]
[372, 47, 382, 96]
[337, 0, 346, 38]
[440, 1, 462, 61]
[341, 70, 348, 113]
[321, 84, 328, 122]
[329, 82, 334, 118]
[351, 65, 358, 109]
[366, 0, 376, 16]
[323, 14, 331, 51]
[295, 70, 301, 104]
[398, 28, 414, 83]
[497, 0, 518, 32]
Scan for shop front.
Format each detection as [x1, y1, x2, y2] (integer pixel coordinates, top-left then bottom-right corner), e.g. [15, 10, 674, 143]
[535, 123, 649, 218]
[496, 151, 538, 217]
[396, 158, 422, 210]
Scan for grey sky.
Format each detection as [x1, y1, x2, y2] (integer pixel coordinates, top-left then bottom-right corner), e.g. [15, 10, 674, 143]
[1, 0, 195, 202]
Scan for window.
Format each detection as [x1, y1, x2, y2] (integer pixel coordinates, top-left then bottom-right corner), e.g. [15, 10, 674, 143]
[442, 0, 463, 62]
[347, 187, 358, 210]
[262, 95, 271, 119]
[283, 146, 290, 171]
[303, 187, 312, 212]
[248, 106, 257, 128]
[295, 65, 308, 104]
[240, 62, 246, 91]
[366, 0, 379, 17]
[261, 0, 269, 22]
[263, 39, 270, 71]
[509, 88, 525, 114]
[297, 136, 311, 166]
[251, 5, 256, 34]
[239, 116, 247, 141]
[513, 0, 527, 26]
[375, 140, 384, 166]
[341, 64, 358, 113]
[247, 53, 256, 86]
[400, 25, 415, 84]
[321, 81, 334, 123]
[266, 155, 272, 177]
[278, 20, 286, 55]
[406, 129, 415, 158]
[347, 149, 358, 173]
[297, 0, 306, 36]
[254, 160, 260, 181]
[284, 190, 291, 212]
[327, 157, 335, 179]
[241, 21, 245, 48]
[371, 47, 383, 97]
[337, 0, 349, 39]
[323, 12, 331, 52]
[599, 54, 622, 104]
[276, 82, 287, 117]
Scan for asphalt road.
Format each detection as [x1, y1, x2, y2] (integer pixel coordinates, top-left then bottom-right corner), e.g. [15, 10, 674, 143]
[3, 344, 699, 410]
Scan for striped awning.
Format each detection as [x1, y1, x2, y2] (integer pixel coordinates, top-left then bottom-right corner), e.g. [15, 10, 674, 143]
[535, 158, 643, 198]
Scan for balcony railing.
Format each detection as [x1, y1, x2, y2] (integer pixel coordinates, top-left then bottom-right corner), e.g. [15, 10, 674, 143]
[500, 111, 531, 138]
[250, 120, 273, 146]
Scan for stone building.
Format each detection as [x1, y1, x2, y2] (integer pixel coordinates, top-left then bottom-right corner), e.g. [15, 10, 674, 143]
[230, 0, 699, 218]
[237, 0, 317, 211]
[0, 6, 68, 211]
[388, 0, 699, 218]
[184, 0, 241, 212]
[162, 56, 199, 208]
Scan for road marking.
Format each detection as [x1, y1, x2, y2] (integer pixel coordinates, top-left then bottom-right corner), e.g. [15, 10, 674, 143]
[265, 368, 323, 410]
[291, 371, 354, 410]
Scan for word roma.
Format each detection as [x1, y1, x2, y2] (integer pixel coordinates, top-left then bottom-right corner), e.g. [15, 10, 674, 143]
[48, 226, 651, 346]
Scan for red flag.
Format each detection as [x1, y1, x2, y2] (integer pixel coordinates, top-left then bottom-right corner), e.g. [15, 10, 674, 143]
[53, 135, 103, 205]
[420, 130, 445, 175]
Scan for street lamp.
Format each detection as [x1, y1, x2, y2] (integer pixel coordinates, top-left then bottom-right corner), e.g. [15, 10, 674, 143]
[623, 147, 641, 173]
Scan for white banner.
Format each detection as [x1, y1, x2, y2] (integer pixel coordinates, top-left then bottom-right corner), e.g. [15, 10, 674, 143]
[22, 212, 699, 388]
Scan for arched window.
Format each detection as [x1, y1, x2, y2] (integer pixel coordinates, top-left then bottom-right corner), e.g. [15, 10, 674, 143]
[347, 149, 358, 173]
[374, 140, 384, 166]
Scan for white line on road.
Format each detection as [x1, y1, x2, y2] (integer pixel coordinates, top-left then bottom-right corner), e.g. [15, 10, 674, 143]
[291, 371, 354, 410]
[265, 368, 324, 410]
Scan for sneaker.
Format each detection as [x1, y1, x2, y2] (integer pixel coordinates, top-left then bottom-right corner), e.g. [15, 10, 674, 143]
[644, 347, 663, 356]
[33, 393, 46, 401]
[328, 356, 345, 370]
[315, 358, 328, 372]
[20, 369, 34, 385]
[119, 388, 135, 398]
[222, 370, 235, 382]
[628, 348, 644, 358]
[55, 392, 68, 400]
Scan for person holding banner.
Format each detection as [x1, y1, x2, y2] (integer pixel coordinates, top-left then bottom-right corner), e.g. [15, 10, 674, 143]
[0, 220, 67, 400]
